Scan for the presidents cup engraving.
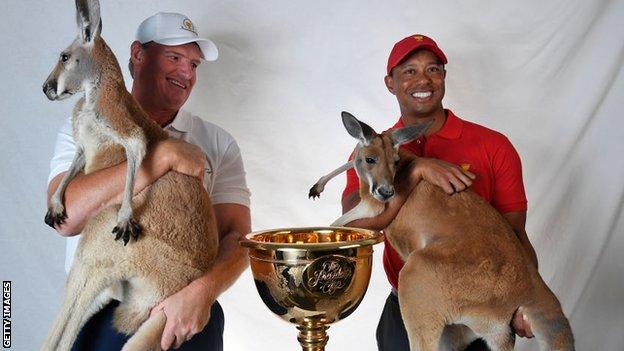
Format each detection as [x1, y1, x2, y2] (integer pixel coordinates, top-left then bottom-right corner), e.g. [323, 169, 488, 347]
[304, 255, 354, 296]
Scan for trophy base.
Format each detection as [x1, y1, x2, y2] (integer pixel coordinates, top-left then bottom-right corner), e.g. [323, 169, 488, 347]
[297, 319, 329, 351]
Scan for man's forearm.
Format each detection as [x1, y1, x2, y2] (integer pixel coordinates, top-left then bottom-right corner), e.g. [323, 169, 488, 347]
[48, 148, 171, 235]
[196, 230, 249, 299]
[519, 235, 538, 268]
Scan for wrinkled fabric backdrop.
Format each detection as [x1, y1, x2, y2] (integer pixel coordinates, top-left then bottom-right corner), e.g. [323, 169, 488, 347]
[1, 0, 622, 350]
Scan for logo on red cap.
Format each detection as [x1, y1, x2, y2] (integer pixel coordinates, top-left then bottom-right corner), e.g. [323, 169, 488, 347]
[386, 34, 448, 75]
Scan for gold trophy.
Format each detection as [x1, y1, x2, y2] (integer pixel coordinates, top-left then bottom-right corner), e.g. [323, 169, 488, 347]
[240, 227, 384, 351]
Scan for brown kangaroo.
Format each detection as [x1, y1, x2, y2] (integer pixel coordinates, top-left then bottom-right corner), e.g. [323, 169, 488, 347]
[41, 0, 217, 350]
[310, 112, 574, 351]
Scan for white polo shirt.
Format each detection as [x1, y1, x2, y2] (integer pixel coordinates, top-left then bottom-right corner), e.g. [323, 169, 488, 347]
[48, 110, 251, 272]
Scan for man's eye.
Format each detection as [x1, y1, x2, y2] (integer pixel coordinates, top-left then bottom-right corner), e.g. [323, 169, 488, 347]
[192, 63, 198, 69]
[365, 157, 376, 164]
[404, 69, 415, 75]
[427, 65, 442, 73]
[60, 53, 70, 62]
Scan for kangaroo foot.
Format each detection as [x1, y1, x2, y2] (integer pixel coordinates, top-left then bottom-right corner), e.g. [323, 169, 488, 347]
[113, 218, 142, 245]
[308, 182, 325, 199]
[44, 205, 67, 228]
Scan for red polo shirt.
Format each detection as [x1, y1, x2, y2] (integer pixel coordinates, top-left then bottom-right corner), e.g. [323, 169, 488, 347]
[341, 110, 527, 290]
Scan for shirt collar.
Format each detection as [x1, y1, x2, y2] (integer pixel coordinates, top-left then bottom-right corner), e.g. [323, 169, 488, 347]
[165, 109, 192, 133]
[393, 109, 463, 139]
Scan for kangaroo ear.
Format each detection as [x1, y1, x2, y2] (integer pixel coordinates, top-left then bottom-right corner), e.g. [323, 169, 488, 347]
[76, 0, 101, 43]
[342, 111, 376, 146]
[390, 119, 432, 147]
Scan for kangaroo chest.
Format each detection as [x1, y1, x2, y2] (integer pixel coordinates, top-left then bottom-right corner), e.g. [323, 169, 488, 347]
[73, 105, 124, 171]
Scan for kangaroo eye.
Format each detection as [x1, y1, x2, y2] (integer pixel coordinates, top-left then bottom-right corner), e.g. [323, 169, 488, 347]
[365, 157, 376, 164]
[60, 53, 70, 62]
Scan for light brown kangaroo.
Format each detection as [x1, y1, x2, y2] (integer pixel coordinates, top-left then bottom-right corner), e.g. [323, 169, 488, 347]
[41, 1, 217, 350]
[311, 112, 574, 351]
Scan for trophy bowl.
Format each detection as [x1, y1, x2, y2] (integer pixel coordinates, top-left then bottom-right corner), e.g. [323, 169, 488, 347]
[240, 227, 383, 351]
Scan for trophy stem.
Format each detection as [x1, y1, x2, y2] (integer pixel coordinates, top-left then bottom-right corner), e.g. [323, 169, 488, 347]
[296, 320, 329, 351]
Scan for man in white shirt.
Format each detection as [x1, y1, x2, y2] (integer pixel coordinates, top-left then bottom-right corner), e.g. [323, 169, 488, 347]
[46, 12, 251, 351]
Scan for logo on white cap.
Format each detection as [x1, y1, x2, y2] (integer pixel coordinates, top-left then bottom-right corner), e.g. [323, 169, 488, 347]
[181, 19, 198, 35]
[136, 12, 218, 61]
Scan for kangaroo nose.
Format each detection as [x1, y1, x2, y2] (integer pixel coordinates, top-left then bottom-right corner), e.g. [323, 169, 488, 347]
[378, 186, 395, 200]
[43, 80, 57, 100]
[43, 81, 56, 93]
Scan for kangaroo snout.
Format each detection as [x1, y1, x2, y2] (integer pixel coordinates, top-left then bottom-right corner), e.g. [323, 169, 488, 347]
[43, 80, 58, 100]
[374, 184, 395, 202]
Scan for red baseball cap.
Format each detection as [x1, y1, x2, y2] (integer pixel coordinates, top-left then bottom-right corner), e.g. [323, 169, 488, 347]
[386, 34, 448, 75]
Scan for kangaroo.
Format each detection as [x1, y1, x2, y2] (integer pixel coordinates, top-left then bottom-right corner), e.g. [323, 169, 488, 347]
[41, 1, 217, 350]
[310, 112, 574, 351]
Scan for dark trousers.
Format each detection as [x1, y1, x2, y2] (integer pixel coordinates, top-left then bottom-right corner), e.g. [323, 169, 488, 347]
[376, 292, 489, 351]
[71, 300, 224, 351]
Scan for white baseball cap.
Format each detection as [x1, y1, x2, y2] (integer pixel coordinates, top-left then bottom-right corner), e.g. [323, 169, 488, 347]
[136, 12, 218, 61]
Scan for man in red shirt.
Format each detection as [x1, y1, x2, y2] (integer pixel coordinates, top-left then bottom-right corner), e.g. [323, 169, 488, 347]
[341, 34, 538, 350]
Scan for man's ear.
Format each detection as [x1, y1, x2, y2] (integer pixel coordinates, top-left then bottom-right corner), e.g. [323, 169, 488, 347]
[130, 41, 144, 67]
[384, 75, 396, 95]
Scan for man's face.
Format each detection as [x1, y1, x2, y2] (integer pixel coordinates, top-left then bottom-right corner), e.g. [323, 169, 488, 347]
[385, 49, 446, 119]
[134, 42, 202, 110]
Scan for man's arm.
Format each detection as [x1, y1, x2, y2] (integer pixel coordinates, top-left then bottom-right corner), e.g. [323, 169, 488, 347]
[503, 211, 537, 339]
[502, 211, 538, 268]
[47, 138, 207, 236]
[154, 203, 251, 350]
[343, 157, 475, 229]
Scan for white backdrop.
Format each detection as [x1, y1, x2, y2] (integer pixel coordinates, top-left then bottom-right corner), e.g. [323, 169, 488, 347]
[1, 0, 623, 350]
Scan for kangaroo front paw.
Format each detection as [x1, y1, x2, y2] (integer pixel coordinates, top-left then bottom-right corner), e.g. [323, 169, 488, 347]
[112, 219, 142, 246]
[44, 205, 67, 228]
[308, 183, 325, 199]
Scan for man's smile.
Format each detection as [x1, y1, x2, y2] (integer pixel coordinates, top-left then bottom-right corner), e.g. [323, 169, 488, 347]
[410, 90, 433, 101]
[167, 78, 187, 89]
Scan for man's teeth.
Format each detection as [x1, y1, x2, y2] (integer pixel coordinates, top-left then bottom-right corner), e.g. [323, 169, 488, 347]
[168, 79, 186, 89]
[412, 92, 432, 98]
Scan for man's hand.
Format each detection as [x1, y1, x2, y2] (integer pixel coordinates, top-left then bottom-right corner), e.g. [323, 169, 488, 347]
[155, 138, 207, 181]
[413, 157, 476, 194]
[150, 278, 215, 349]
[512, 307, 534, 338]
[341, 157, 475, 230]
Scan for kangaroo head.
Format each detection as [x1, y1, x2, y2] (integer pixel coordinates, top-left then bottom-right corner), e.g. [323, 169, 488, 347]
[341, 111, 431, 203]
[43, 0, 102, 101]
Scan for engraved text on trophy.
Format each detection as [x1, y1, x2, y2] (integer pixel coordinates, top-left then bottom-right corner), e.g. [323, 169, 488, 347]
[304, 255, 354, 296]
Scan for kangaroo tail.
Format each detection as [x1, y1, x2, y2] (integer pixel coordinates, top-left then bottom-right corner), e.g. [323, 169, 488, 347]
[41, 264, 119, 351]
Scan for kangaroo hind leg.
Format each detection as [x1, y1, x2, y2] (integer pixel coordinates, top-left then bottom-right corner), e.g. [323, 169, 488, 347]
[121, 311, 167, 351]
[398, 253, 449, 351]
[113, 276, 167, 351]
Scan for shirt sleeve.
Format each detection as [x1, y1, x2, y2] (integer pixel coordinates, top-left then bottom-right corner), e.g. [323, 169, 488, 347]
[209, 140, 251, 207]
[48, 116, 76, 185]
[490, 137, 528, 213]
[341, 150, 359, 199]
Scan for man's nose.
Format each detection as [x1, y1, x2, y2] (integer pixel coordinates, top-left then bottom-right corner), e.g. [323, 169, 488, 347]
[178, 61, 193, 79]
[414, 70, 432, 83]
